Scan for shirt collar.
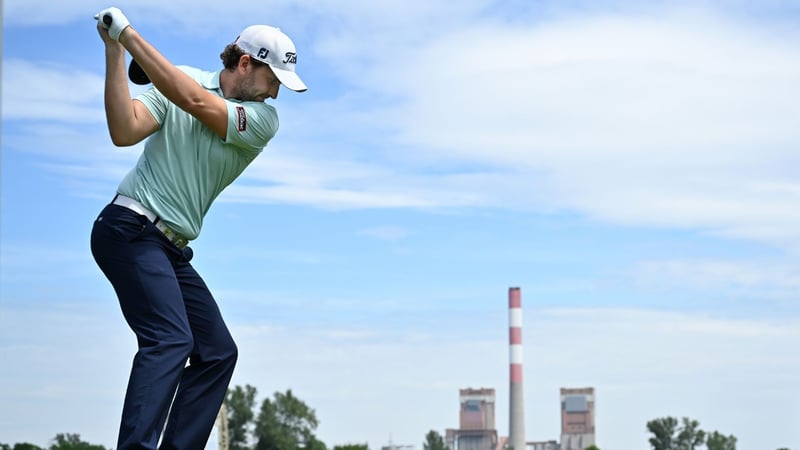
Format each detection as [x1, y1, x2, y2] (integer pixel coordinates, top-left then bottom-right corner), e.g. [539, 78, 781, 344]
[201, 70, 224, 95]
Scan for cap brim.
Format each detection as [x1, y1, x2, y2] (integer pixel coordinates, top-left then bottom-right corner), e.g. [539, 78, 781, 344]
[270, 66, 307, 92]
[128, 60, 151, 85]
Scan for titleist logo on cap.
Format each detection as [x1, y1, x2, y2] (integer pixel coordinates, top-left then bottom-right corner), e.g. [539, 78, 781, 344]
[282, 52, 297, 64]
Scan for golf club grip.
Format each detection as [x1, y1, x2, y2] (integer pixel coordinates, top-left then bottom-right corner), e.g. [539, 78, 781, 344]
[103, 14, 112, 25]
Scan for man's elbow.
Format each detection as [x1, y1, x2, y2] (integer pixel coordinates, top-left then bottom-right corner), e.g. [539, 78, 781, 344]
[107, 120, 155, 146]
[109, 130, 142, 147]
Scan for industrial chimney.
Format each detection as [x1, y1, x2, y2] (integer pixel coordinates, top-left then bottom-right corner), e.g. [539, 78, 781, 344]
[508, 287, 525, 450]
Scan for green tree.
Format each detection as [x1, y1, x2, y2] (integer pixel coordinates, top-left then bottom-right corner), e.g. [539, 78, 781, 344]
[705, 431, 736, 450]
[675, 418, 705, 450]
[254, 389, 325, 450]
[648, 417, 679, 450]
[333, 444, 368, 450]
[227, 384, 259, 450]
[647, 416, 710, 450]
[13, 444, 44, 450]
[586, 446, 601, 450]
[48, 433, 107, 450]
[424, 431, 447, 450]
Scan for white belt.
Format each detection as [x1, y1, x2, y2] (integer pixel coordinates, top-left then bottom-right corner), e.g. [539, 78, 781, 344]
[112, 194, 189, 249]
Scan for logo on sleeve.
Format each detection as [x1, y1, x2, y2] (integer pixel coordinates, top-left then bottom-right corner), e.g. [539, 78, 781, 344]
[236, 106, 247, 132]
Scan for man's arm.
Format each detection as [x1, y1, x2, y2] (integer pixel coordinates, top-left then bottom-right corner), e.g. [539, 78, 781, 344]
[99, 24, 159, 146]
[97, 8, 229, 139]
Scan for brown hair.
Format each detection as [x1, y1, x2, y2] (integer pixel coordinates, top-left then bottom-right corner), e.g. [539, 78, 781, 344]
[220, 44, 268, 70]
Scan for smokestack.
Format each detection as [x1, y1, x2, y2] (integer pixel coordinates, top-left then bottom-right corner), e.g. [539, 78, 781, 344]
[508, 287, 525, 450]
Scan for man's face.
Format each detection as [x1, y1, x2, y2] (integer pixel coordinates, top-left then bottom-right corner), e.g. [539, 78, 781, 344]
[238, 56, 281, 102]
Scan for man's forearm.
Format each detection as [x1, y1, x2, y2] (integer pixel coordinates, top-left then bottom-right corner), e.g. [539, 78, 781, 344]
[103, 42, 137, 145]
[119, 28, 209, 112]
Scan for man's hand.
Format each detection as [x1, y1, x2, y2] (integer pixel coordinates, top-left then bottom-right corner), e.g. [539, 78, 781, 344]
[94, 7, 131, 41]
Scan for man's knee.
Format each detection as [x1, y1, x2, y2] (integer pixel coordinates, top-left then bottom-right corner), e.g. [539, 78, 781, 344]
[221, 336, 238, 365]
[164, 333, 195, 358]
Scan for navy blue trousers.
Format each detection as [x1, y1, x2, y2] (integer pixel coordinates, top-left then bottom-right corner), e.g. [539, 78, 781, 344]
[91, 203, 237, 450]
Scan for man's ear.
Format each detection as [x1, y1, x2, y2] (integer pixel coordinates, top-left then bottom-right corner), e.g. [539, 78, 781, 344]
[239, 54, 252, 72]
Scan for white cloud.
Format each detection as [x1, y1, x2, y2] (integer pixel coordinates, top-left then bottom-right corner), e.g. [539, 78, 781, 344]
[2, 60, 107, 123]
[631, 257, 800, 299]
[370, 10, 800, 246]
[220, 153, 494, 210]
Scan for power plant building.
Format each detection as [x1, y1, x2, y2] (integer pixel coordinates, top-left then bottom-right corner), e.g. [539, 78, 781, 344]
[527, 441, 559, 450]
[446, 388, 499, 450]
[559, 387, 596, 450]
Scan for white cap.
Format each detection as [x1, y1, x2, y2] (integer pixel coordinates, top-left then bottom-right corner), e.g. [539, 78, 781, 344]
[234, 25, 307, 92]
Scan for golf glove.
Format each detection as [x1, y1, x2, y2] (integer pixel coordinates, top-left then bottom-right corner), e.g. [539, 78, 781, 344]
[95, 7, 131, 41]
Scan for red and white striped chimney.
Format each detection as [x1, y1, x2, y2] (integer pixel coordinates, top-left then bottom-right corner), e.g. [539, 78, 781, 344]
[508, 287, 525, 450]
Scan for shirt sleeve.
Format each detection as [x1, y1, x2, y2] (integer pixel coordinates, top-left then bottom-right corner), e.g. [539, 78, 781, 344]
[135, 86, 169, 126]
[224, 101, 280, 152]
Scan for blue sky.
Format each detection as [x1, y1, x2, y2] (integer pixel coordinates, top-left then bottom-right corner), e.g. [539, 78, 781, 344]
[2, 1, 799, 449]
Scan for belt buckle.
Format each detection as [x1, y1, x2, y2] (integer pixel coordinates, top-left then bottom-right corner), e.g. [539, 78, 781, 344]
[157, 222, 188, 249]
[172, 236, 188, 249]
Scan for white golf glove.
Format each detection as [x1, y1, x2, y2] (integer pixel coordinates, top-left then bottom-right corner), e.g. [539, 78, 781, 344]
[94, 7, 131, 41]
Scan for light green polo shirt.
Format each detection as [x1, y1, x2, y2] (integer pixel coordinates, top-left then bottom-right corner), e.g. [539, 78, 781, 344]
[117, 65, 279, 240]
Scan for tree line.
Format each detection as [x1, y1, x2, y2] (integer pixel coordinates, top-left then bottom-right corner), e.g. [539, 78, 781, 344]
[1, 387, 794, 450]
[226, 387, 456, 450]
[648, 416, 734, 450]
[0, 433, 107, 450]
[646, 416, 790, 450]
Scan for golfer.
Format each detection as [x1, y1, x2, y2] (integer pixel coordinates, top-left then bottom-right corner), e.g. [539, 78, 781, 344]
[90, 7, 306, 449]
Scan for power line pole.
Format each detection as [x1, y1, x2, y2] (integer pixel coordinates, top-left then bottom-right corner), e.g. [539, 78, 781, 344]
[216, 402, 229, 450]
